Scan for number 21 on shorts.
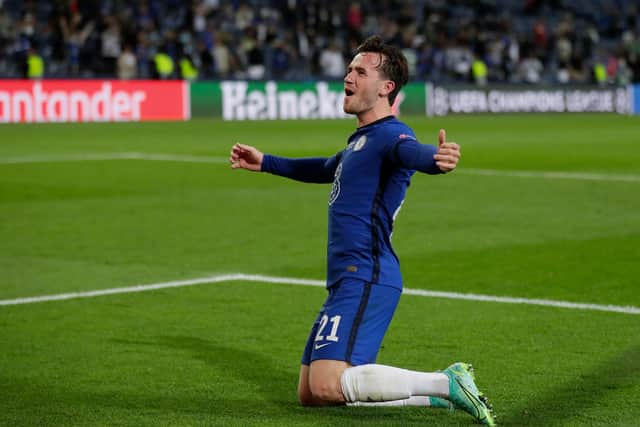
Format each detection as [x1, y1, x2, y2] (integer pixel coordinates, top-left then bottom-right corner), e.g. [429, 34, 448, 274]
[314, 314, 341, 343]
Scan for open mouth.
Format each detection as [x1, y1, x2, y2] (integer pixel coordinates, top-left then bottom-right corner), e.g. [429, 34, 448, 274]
[345, 89, 354, 97]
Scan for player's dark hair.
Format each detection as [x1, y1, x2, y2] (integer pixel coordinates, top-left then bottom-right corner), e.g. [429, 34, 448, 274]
[355, 35, 409, 106]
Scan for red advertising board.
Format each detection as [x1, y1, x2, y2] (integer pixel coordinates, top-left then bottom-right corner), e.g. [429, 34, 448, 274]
[0, 80, 189, 123]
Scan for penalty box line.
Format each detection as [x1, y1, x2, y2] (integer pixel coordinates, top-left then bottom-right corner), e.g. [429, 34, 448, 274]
[0, 273, 639, 315]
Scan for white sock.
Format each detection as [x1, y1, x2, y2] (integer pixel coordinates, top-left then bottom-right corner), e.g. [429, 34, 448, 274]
[347, 396, 431, 407]
[340, 364, 449, 403]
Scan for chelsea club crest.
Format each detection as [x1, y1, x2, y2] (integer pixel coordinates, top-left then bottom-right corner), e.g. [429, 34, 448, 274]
[353, 135, 367, 151]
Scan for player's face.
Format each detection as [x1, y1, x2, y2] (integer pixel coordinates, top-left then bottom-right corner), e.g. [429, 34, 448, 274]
[343, 52, 391, 115]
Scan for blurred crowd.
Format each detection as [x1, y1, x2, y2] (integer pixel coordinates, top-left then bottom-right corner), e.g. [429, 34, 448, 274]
[1, 0, 639, 85]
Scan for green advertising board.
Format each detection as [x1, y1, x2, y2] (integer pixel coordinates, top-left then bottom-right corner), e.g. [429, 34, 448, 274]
[394, 82, 426, 117]
[190, 81, 221, 118]
[190, 81, 426, 120]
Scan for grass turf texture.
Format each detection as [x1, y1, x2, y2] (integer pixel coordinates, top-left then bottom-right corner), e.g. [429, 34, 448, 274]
[1, 114, 639, 426]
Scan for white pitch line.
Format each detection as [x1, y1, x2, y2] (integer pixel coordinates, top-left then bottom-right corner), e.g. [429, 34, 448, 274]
[1, 273, 639, 315]
[457, 168, 640, 183]
[0, 152, 227, 164]
[402, 288, 640, 315]
[2, 153, 638, 183]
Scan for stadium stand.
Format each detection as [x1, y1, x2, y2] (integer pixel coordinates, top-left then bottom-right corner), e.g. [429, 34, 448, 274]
[0, 0, 638, 84]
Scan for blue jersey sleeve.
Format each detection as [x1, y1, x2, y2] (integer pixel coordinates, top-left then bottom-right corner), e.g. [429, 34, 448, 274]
[389, 138, 443, 175]
[261, 153, 341, 183]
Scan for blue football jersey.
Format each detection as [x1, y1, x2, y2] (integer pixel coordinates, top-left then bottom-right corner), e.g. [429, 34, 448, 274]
[325, 115, 418, 289]
[261, 115, 442, 290]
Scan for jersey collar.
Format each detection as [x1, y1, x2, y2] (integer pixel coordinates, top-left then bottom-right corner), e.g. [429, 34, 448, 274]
[356, 115, 395, 131]
[348, 116, 396, 143]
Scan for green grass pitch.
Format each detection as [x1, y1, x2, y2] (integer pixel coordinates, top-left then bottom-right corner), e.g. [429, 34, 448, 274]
[1, 114, 639, 426]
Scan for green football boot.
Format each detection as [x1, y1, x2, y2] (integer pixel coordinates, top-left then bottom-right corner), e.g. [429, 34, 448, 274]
[429, 396, 454, 411]
[443, 362, 496, 426]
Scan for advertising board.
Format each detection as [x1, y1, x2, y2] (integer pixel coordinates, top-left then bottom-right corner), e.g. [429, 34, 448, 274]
[0, 80, 189, 123]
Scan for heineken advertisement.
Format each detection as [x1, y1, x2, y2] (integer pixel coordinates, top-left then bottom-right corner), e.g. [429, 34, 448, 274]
[221, 81, 348, 120]
[393, 82, 426, 116]
[426, 84, 634, 115]
[190, 81, 426, 120]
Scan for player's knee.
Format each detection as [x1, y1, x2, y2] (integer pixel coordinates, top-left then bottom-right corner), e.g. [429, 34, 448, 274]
[308, 360, 350, 403]
[298, 387, 316, 406]
[309, 379, 343, 402]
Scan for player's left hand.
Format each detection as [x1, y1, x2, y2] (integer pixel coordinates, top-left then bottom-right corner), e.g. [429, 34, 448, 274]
[434, 129, 460, 173]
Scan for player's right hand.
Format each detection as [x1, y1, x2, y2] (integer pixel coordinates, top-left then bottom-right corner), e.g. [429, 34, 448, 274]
[229, 143, 264, 172]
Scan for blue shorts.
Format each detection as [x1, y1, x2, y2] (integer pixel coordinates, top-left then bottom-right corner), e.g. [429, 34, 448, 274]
[301, 278, 401, 366]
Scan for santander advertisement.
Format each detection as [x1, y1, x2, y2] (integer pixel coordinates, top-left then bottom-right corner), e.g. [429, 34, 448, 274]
[0, 80, 189, 123]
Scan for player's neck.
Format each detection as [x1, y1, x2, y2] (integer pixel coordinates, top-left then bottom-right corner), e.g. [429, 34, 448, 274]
[356, 103, 393, 128]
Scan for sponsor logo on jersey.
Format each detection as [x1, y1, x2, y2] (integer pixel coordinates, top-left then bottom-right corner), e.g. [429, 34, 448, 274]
[328, 162, 342, 205]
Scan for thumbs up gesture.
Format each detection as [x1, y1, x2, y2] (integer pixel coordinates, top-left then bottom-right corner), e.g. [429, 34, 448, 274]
[434, 129, 460, 173]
